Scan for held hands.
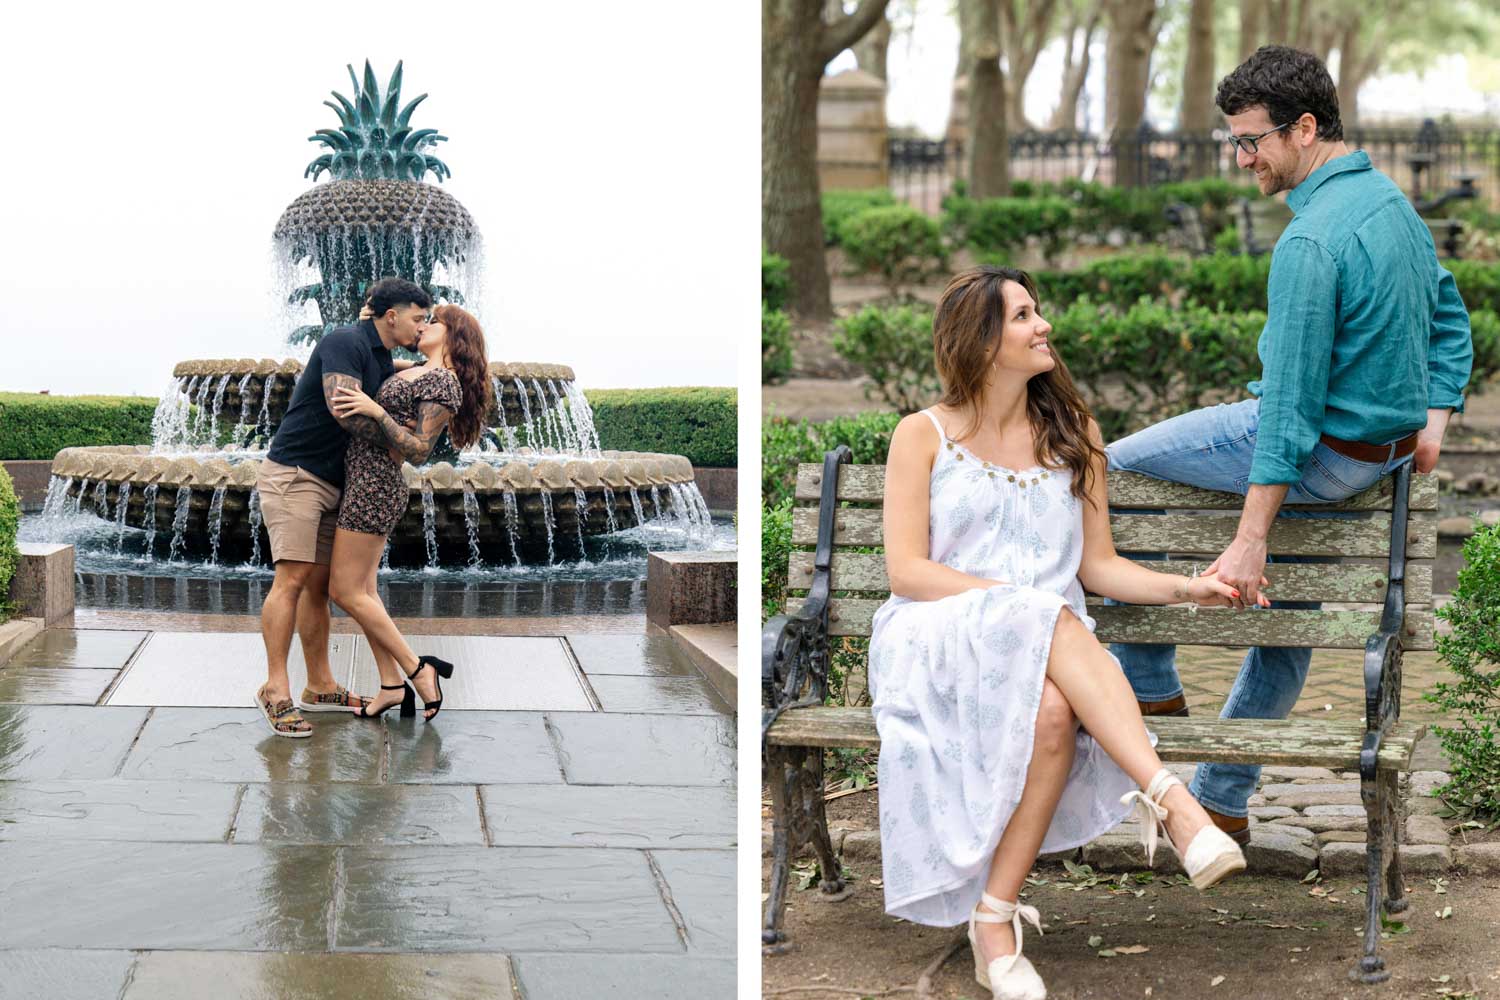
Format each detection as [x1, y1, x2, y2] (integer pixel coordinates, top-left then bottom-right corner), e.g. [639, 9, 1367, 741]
[1186, 567, 1271, 609]
[331, 385, 382, 420]
[1202, 534, 1273, 610]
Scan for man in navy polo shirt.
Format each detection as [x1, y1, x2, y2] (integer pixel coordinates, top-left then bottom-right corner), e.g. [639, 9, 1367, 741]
[252, 277, 432, 737]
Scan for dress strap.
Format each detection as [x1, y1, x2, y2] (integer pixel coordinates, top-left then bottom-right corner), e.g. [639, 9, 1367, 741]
[920, 409, 948, 442]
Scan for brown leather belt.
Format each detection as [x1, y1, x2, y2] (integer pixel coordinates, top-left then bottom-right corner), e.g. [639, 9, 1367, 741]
[1318, 431, 1418, 463]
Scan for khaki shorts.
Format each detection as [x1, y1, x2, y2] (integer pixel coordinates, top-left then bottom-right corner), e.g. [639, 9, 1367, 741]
[257, 459, 341, 565]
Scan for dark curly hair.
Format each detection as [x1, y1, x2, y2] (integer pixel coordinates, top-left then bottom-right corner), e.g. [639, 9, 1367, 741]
[1216, 45, 1342, 142]
[431, 304, 490, 450]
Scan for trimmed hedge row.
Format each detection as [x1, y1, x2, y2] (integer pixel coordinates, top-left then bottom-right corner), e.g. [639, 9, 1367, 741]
[822, 188, 897, 246]
[588, 387, 737, 468]
[0, 466, 18, 623]
[1031, 251, 1500, 318]
[0, 393, 158, 461]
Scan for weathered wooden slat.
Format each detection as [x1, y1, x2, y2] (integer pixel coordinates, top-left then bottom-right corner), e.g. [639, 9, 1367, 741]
[783, 596, 1437, 650]
[785, 552, 1433, 605]
[764, 706, 1425, 770]
[796, 464, 1438, 512]
[791, 507, 1436, 559]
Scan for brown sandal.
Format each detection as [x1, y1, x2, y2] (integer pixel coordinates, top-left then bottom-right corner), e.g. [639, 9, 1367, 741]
[298, 685, 367, 713]
[254, 685, 313, 738]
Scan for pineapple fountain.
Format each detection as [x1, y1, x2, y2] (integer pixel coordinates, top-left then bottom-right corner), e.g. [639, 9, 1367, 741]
[39, 61, 714, 570]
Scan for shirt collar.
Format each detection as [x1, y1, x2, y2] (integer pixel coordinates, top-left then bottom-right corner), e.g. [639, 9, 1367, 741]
[359, 318, 387, 352]
[1286, 150, 1371, 213]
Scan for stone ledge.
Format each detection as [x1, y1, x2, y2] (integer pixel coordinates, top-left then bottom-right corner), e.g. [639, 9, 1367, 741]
[1455, 843, 1500, 873]
[0, 617, 44, 667]
[1318, 842, 1453, 876]
[647, 550, 736, 628]
[669, 623, 737, 711]
[8, 543, 74, 625]
[1, 460, 54, 512]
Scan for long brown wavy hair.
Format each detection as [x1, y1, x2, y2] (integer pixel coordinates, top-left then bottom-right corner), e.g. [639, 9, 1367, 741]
[432, 304, 490, 449]
[932, 266, 1105, 505]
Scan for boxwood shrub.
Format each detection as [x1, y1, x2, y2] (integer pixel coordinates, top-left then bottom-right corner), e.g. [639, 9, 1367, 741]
[0, 466, 18, 623]
[821, 188, 897, 246]
[0, 393, 157, 460]
[588, 387, 736, 468]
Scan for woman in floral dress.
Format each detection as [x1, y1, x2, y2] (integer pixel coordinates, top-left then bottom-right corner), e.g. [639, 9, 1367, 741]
[870, 266, 1260, 999]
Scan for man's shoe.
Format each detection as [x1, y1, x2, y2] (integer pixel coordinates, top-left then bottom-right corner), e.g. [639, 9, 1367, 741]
[1138, 693, 1189, 717]
[1204, 807, 1252, 846]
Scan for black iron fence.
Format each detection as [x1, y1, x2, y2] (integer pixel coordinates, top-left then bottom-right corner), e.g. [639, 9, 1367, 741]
[890, 121, 1500, 215]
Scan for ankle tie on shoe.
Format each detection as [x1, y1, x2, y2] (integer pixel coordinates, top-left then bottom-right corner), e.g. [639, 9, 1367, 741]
[973, 892, 1043, 953]
[1119, 769, 1181, 867]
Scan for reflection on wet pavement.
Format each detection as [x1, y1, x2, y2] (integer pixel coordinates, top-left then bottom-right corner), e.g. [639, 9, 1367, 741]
[0, 629, 737, 995]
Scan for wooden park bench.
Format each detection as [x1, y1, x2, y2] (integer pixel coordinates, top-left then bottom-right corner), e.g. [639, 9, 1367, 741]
[762, 448, 1436, 984]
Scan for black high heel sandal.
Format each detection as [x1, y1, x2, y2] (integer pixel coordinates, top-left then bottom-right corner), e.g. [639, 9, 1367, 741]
[358, 681, 416, 719]
[409, 655, 454, 719]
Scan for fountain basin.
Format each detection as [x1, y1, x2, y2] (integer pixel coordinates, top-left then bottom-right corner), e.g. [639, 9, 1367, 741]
[48, 445, 706, 567]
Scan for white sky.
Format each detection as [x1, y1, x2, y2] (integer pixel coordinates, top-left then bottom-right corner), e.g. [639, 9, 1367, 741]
[846, 6, 1496, 137]
[0, 2, 754, 397]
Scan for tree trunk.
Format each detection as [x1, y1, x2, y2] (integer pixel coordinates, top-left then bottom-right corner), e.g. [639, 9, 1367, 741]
[1337, 24, 1367, 128]
[1179, 0, 1215, 178]
[1001, 0, 1058, 133]
[1050, 4, 1101, 130]
[762, 0, 891, 321]
[1105, 0, 1157, 187]
[1239, 0, 1266, 60]
[961, 0, 1010, 198]
[1264, 0, 1291, 45]
[854, 11, 892, 80]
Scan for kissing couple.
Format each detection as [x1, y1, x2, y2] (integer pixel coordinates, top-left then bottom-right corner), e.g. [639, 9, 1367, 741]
[251, 277, 492, 737]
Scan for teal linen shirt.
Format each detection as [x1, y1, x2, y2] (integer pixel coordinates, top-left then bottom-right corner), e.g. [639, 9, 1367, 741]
[1246, 150, 1473, 486]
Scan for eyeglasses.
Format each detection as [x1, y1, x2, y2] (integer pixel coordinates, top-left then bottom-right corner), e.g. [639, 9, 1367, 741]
[1224, 121, 1294, 155]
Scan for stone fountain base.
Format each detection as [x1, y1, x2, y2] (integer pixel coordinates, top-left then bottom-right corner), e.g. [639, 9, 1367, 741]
[48, 445, 707, 567]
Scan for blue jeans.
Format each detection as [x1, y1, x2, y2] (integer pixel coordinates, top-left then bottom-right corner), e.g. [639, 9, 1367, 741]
[1105, 399, 1414, 817]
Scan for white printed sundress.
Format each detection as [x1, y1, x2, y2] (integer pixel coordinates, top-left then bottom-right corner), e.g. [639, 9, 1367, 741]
[868, 408, 1140, 927]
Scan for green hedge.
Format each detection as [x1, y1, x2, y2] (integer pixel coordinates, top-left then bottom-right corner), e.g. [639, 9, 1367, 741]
[0, 466, 18, 624]
[0, 393, 157, 460]
[589, 387, 737, 468]
[762, 248, 791, 312]
[763, 410, 900, 508]
[822, 188, 896, 246]
[840, 204, 946, 295]
[763, 303, 794, 384]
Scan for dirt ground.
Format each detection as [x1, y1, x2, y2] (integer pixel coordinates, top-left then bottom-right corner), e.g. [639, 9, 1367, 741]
[762, 853, 1500, 1000]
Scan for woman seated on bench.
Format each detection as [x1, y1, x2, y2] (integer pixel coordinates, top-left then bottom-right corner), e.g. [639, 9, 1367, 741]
[872, 265, 1267, 1000]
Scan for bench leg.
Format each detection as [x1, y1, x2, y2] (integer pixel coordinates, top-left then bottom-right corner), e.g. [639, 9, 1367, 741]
[1352, 768, 1403, 984]
[763, 745, 849, 952]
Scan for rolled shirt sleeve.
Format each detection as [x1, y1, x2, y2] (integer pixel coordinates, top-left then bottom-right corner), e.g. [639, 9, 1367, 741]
[1427, 264, 1473, 413]
[1250, 236, 1340, 486]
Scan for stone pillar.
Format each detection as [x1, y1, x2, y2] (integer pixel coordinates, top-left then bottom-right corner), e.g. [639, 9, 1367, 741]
[8, 542, 75, 625]
[646, 550, 736, 628]
[818, 68, 889, 191]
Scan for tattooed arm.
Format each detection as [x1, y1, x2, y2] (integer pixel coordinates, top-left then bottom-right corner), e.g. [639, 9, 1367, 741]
[323, 373, 402, 449]
[327, 377, 453, 464]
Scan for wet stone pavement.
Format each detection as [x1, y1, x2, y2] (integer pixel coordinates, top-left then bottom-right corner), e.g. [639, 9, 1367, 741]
[0, 629, 737, 999]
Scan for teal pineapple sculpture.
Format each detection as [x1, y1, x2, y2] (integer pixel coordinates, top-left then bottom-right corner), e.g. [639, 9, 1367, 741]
[275, 60, 477, 344]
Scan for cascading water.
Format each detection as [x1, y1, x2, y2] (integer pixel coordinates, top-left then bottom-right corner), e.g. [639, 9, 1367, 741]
[514, 377, 534, 445]
[69, 480, 89, 517]
[647, 484, 662, 524]
[113, 482, 133, 553]
[206, 374, 230, 445]
[572, 486, 588, 551]
[462, 485, 483, 568]
[168, 486, 192, 562]
[254, 374, 278, 444]
[232, 373, 255, 445]
[420, 482, 438, 568]
[538, 490, 556, 564]
[601, 484, 619, 534]
[207, 486, 227, 565]
[246, 488, 262, 565]
[501, 488, 521, 566]
[561, 381, 603, 453]
[42, 477, 71, 518]
[628, 487, 646, 527]
[142, 484, 159, 555]
[92, 480, 110, 518]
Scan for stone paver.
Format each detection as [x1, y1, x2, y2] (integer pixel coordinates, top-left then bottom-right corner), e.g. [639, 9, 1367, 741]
[121, 952, 517, 1000]
[0, 627, 735, 995]
[588, 674, 733, 715]
[0, 779, 238, 842]
[386, 712, 562, 785]
[233, 784, 485, 846]
[0, 705, 148, 780]
[481, 783, 736, 848]
[120, 709, 383, 783]
[0, 950, 136, 1000]
[512, 955, 735, 1000]
[549, 712, 736, 786]
[335, 846, 683, 952]
[0, 841, 335, 949]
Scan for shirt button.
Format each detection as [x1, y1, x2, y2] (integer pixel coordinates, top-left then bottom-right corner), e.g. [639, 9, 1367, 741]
[956, 453, 964, 461]
[1007, 475, 1016, 482]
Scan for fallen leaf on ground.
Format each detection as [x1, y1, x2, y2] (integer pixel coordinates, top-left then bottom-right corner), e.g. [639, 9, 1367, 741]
[1211, 975, 1226, 987]
[1088, 935, 1104, 947]
[1114, 944, 1150, 954]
